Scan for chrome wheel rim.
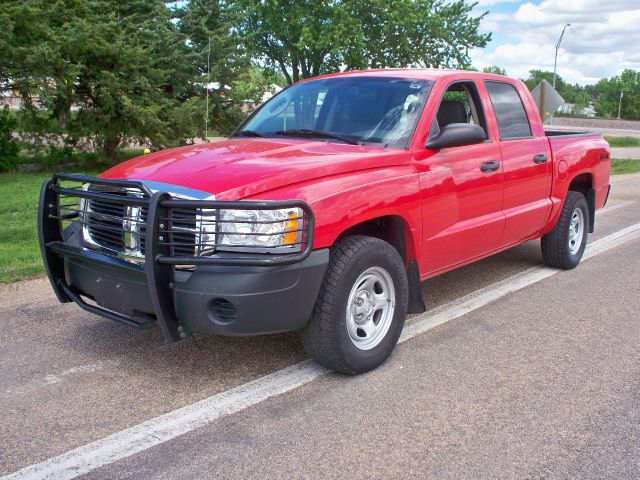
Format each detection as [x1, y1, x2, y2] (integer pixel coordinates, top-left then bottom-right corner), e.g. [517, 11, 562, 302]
[568, 207, 585, 255]
[345, 266, 396, 351]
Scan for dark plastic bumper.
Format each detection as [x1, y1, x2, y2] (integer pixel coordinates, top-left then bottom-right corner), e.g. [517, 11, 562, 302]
[62, 246, 329, 336]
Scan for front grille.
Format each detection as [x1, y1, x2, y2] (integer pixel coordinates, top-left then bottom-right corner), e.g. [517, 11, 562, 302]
[167, 208, 197, 257]
[50, 173, 313, 267]
[86, 197, 128, 252]
[81, 186, 211, 261]
[83, 186, 148, 259]
[138, 206, 149, 253]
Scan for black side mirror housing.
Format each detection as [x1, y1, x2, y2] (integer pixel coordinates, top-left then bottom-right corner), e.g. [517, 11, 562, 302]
[426, 123, 487, 150]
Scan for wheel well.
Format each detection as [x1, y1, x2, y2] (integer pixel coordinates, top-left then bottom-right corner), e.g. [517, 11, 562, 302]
[568, 173, 592, 196]
[568, 173, 595, 233]
[337, 216, 408, 262]
[336, 216, 426, 314]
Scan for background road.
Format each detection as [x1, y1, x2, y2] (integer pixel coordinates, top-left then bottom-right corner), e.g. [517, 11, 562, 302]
[1, 173, 639, 479]
[552, 117, 640, 136]
[611, 147, 640, 159]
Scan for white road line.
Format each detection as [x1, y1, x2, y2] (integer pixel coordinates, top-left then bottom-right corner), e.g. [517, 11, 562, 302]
[4, 222, 640, 480]
[402, 221, 640, 342]
[597, 200, 636, 216]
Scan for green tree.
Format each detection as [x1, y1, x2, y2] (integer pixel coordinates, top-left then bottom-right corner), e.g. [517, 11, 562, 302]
[592, 70, 640, 119]
[232, 66, 287, 103]
[0, 111, 19, 167]
[177, 0, 247, 131]
[482, 65, 507, 76]
[523, 69, 591, 113]
[71, 0, 198, 159]
[0, 0, 85, 132]
[234, 0, 491, 85]
[1, 0, 253, 160]
[523, 69, 566, 92]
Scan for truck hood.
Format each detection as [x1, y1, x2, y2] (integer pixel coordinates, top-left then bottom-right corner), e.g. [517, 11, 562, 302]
[101, 138, 409, 200]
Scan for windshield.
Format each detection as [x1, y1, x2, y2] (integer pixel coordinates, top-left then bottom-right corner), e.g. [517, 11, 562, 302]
[234, 76, 434, 148]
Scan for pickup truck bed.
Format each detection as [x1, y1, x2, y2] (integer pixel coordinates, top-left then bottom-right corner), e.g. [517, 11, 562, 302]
[545, 129, 604, 138]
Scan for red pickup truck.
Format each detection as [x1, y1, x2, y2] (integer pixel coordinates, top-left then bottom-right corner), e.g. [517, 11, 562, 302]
[39, 69, 610, 374]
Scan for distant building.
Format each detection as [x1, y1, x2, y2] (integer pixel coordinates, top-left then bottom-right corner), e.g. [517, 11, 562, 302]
[558, 102, 596, 117]
[261, 84, 283, 103]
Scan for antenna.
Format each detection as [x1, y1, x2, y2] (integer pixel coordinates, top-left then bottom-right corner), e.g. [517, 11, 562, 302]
[205, 36, 211, 140]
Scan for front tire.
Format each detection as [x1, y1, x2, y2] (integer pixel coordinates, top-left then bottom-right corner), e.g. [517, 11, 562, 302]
[300, 235, 409, 374]
[542, 191, 589, 269]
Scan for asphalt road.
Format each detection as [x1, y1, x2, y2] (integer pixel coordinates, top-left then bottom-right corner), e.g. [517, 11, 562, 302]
[550, 124, 640, 138]
[1, 173, 639, 479]
[611, 147, 640, 159]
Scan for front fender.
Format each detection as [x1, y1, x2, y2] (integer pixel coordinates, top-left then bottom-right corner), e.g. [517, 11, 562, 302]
[245, 166, 423, 264]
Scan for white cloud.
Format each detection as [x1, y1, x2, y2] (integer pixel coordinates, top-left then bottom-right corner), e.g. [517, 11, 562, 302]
[471, 0, 640, 84]
[476, 13, 512, 32]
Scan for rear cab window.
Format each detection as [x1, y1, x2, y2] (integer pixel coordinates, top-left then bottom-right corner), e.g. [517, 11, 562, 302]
[484, 81, 532, 140]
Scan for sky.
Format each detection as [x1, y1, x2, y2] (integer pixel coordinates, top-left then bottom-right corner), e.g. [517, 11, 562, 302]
[468, 0, 640, 85]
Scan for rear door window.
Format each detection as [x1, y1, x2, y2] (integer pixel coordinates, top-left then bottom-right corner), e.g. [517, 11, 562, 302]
[484, 81, 532, 140]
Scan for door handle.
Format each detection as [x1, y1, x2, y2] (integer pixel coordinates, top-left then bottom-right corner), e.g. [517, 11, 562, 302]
[480, 160, 500, 173]
[533, 153, 548, 164]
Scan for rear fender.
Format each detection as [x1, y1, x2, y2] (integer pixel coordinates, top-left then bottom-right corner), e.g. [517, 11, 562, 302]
[543, 136, 609, 235]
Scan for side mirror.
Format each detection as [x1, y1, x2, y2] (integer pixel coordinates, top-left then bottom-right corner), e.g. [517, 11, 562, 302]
[426, 123, 486, 150]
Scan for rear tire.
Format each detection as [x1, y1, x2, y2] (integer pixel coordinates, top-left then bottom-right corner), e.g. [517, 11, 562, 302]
[300, 235, 408, 375]
[542, 191, 589, 269]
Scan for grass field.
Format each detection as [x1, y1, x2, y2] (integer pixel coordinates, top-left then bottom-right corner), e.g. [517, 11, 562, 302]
[1, 160, 640, 283]
[611, 158, 640, 175]
[604, 136, 640, 148]
[0, 172, 90, 282]
[0, 172, 46, 282]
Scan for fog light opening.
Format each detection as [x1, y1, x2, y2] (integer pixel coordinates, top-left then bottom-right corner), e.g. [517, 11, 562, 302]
[208, 298, 238, 325]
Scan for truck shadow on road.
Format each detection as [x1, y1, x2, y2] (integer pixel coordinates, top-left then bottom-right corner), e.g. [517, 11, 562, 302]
[40, 240, 545, 382]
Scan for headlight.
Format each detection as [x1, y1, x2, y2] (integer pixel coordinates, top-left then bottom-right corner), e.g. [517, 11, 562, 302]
[216, 208, 303, 252]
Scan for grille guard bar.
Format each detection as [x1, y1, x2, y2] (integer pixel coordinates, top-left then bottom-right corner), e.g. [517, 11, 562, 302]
[39, 174, 316, 343]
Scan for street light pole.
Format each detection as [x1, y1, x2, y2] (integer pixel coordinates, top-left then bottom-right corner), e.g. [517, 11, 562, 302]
[552, 23, 571, 90]
[550, 23, 571, 125]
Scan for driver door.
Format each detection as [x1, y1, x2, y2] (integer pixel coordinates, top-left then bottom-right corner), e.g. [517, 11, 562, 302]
[417, 81, 505, 275]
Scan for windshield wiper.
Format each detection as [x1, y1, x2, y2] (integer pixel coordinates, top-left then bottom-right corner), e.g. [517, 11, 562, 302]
[274, 129, 361, 145]
[231, 130, 273, 138]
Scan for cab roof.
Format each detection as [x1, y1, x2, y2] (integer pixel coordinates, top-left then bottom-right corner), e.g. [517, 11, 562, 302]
[299, 68, 513, 84]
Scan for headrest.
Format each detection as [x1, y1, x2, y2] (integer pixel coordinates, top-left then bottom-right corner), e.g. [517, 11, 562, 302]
[436, 100, 467, 127]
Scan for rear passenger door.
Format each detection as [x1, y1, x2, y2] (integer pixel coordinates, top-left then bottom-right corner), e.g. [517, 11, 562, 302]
[484, 81, 553, 246]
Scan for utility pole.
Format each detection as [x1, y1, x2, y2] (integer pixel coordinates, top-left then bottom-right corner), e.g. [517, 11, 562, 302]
[550, 23, 571, 125]
[205, 37, 211, 140]
[617, 90, 623, 120]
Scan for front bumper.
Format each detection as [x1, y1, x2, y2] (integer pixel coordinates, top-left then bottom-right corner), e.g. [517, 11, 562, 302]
[39, 175, 327, 341]
[57, 242, 328, 336]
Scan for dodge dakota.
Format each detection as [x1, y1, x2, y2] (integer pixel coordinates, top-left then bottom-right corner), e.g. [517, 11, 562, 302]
[39, 69, 611, 374]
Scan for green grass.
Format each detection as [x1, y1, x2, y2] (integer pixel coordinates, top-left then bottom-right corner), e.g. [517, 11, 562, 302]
[611, 158, 640, 175]
[0, 148, 146, 282]
[2, 157, 640, 283]
[604, 136, 640, 148]
[0, 172, 62, 282]
[0, 164, 114, 282]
